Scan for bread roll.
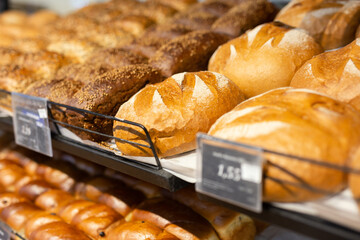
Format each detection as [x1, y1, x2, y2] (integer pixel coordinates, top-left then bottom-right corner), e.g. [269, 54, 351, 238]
[127, 197, 219, 240]
[0, 193, 29, 213]
[0, 202, 42, 232]
[28, 10, 59, 27]
[10, 38, 48, 53]
[0, 164, 27, 191]
[105, 221, 179, 240]
[0, 47, 21, 65]
[208, 22, 323, 98]
[321, 1, 360, 50]
[150, 30, 230, 77]
[71, 2, 122, 23]
[28, 221, 91, 240]
[58, 200, 96, 224]
[151, 0, 196, 11]
[172, 186, 255, 240]
[85, 25, 135, 48]
[0, 65, 36, 93]
[0, 10, 27, 25]
[130, 2, 178, 24]
[211, 0, 277, 37]
[0, 33, 13, 47]
[13, 175, 37, 193]
[290, 39, 360, 111]
[110, 15, 155, 36]
[114, 71, 244, 157]
[209, 88, 360, 202]
[169, 11, 219, 31]
[18, 180, 54, 201]
[75, 176, 124, 202]
[71, 203, 123, 239]
[35, 190, 75, 213]
[25, 212, 63, 239]
[98, 186, 146, 216]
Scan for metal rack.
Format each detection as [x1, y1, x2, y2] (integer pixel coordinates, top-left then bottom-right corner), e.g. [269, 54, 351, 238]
[0, 90, 189, 192]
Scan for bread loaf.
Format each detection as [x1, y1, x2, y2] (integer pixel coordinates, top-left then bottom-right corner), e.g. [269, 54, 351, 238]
[149, 30, 230, 77]
[172, 186, 255, 240]
[290, 39, 360, 111]
[114, 71, 244, 157]
[208, 22, 323, 98]
[0, 65, 36, 93]
[321, 1, 360, 50]
[209, 88, 360, 202]
[211, 0, 277, 37]
[126, 197, 219, 240]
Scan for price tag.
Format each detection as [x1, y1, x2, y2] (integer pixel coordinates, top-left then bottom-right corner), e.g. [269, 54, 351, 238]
[196, 133, 263, 213]
[0, 222, 11, 240]
[12, 92, 53, 157]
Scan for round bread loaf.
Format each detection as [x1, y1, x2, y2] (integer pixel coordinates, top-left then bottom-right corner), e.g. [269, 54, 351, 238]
[321, 1, 360, 50]
[349, 148, 360, 210]
[208, 88, 360, 202]
[208, 22, 322, 98]
[114, 71, 245, 157]
[290, 39, 360, 111]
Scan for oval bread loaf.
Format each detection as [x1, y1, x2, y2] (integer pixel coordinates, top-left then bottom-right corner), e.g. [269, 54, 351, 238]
[290, 39, 360, 111]
[114, 71, 245, 157]
[209, 88, 360, 202]
[208, 22, 322, 98]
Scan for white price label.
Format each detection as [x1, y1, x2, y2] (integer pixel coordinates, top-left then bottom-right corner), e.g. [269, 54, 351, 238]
[196, 133, 263, 213]
[12, 92, 53, 157]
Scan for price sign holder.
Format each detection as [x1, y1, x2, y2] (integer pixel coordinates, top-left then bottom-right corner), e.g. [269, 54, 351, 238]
[196, 133, 263, 213]
[0, 221, 11, 240]
[12, 92, 53, 157]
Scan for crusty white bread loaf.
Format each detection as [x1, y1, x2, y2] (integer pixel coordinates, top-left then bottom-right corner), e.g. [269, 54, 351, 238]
[290, 39, 360, 111]
[208, 22, 323, 98]
[172, 186, 255, 240]
[321, 1, 360, 50]
[209, 88, 360, 202]
[114, 71, 245, 157]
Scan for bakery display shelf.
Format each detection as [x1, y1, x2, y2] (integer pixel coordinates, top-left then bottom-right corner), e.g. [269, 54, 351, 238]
[0, 90, 189, 192]
[198, 193, 360, 240]
[196, 137, 360, 240]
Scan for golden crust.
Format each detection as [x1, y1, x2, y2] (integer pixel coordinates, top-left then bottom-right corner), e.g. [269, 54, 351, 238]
[209, 88, 360, 202]
[114, 71, 245, 157]
[208, 22, 323, 98]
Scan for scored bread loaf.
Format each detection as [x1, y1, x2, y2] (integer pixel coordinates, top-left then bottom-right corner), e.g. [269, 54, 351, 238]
[290, 39, 360, 111]
[208, 88, 360, 202]
[321, 1, 360, 50]
[149, 30, 230, 78]
[208, 22, 323, 98]
[114, 71, 245, 157]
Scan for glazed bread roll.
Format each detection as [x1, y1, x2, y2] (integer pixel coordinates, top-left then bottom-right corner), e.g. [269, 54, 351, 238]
[126, 197, 219, 240]
[290, 39, 360, 111]
[58, 200, 96, 224]
[0, 193, 29, 213]
[211, 0, 277, 37]
[28, 222, 91, 240]
[208, 22, 323, 98]
[149, 30, 230, 77]
[0, 163, 27, 191]
[35, 190, 75, 213]
[321, 1, 360, 50]
[18, 180, 54, 201]
[24, 212, 63, 239]
[209, 88, 360, 202]
[105, 221, 179, 240]
[172, 187, 255, 240]
[114, 71, 245, 157]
